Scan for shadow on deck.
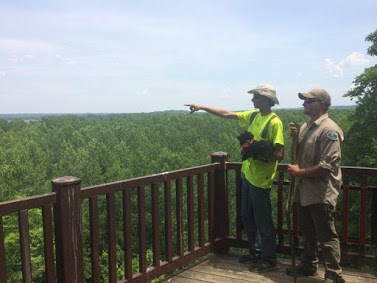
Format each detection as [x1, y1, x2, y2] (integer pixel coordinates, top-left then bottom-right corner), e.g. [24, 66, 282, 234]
[164, 253, 377, 283]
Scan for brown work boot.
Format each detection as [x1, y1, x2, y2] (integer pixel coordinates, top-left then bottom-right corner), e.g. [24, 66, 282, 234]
[323, 273, 345, 283]
[238, 253, 261, 264]
[249, 259, 277, 273]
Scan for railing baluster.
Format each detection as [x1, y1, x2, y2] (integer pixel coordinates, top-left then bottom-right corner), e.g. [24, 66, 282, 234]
[208, 171, 215, 243]
[122, 189, 133, 280]
[106, 193, 117, 282]
[89, 196, 101, 283]
[19, 210, 32, 283]
[176, 179, 184, 256]
[372, 188, 377, 251]
[138, 186, 147, 273]
[341, 175, 350, 258]
[151, 183, 160, 267]
[235, 170, 242, 241]
[198, 174, 205, 247]
[277, 171, 285, 248]
[42, 204, 56, 283]
[0, 216, 7, 283]
[359, 176, 368, 258]
[187, 176, 195, 252]
[164, 181, 173, 262]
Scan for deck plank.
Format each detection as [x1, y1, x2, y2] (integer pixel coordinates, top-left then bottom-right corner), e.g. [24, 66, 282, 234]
[163, 253, 377, 283]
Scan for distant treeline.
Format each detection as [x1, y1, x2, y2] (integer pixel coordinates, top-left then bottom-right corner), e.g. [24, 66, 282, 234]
[0, 106, 356, 121]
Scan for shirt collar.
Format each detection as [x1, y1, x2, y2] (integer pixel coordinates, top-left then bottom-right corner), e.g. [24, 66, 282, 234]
[308, 113, 328, 128]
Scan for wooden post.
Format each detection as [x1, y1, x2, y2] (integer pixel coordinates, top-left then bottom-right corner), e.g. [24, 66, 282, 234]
[211, 152, 229, 254]
[52, 176, 84, 283]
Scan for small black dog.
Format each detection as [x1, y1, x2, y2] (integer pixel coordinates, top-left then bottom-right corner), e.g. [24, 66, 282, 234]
[237, 131, 275, 161]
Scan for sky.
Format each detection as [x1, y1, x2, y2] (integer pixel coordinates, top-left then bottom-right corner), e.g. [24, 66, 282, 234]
[1, 0, 376, 114]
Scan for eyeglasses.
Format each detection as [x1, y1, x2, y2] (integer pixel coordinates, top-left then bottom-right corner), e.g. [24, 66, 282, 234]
[304, 98, 322, 104]
[252, 94, 264, 100]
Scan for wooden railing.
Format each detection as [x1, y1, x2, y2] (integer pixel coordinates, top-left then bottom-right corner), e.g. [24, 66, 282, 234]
[226, 162, 377, 266]
[0, 152, 376, 282]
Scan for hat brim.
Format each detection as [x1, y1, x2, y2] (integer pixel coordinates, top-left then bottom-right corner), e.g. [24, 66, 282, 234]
[298, 92, 316, 100]
[248, 89, 279, 105]
[247, 89, 262, 96]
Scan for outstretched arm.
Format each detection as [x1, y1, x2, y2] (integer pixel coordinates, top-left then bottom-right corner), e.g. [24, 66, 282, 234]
[184, 104, 238, 119]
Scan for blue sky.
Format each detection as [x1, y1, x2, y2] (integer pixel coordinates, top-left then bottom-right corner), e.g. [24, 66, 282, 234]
[1, 1, 376, 113]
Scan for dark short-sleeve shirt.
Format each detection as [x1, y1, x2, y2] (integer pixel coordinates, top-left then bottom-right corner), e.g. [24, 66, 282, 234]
[294, 113, 344, 207]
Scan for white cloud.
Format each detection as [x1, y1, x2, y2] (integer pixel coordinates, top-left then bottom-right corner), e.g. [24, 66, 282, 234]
[137, 88, 149, 96]
[55, 54, 76, 65]
[325, 52, 369, 78]
[325, 58, 344, 77]
[0, 72, 6, 79]
[0, 37, 55, 54]
[344, 52, 369, 66]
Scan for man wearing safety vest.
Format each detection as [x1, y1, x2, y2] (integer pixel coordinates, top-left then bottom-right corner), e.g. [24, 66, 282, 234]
[185, 83, 284, 272]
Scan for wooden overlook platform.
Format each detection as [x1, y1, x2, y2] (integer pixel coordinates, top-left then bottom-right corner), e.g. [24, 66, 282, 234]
[163, 253, 377, 283]
[0, 152, 376, 282]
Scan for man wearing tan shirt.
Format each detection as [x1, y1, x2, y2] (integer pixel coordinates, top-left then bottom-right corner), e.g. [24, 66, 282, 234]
[286, 89, 345, 283]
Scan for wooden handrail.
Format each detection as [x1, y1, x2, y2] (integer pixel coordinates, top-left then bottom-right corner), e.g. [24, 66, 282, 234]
[0, 158, 376, 282]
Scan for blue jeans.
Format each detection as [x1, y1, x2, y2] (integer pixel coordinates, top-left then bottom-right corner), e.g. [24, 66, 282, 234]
[241, 178, 276, 262]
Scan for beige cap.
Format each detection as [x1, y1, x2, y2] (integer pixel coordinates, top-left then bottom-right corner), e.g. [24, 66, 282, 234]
[298, 88, 331, 105]
[247, 83, 279, 105]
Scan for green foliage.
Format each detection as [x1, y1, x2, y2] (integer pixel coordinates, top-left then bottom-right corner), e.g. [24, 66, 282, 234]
[3, 215, 22, 282]
[3, 209, 46, 282]
[0, 110, 355, 200]
[0, 108, 358, 280]
[342, 29, 377, 167]
[366, 29, 377, 56]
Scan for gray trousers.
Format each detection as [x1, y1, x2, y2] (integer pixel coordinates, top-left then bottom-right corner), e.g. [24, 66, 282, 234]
[298, 203, 342, 278]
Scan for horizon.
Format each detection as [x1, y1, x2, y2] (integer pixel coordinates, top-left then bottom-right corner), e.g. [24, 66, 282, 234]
[0, 105, 356, 117]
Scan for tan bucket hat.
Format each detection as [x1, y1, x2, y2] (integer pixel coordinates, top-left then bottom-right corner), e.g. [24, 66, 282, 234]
[247, 83, 279, 105]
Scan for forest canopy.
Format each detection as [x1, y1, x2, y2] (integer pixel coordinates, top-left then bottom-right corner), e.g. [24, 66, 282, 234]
[0, 109, 355, 202]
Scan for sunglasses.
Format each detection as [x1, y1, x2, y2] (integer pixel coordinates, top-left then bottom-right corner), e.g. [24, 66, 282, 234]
[252, 94, 265, 100]
[304, 98, 322, 104]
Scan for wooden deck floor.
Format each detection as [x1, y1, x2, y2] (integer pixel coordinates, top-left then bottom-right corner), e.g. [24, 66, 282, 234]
[163, 253, 377, 283]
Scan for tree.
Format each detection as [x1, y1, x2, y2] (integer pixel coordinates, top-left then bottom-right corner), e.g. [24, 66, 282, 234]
[343, 29, 377, 167]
